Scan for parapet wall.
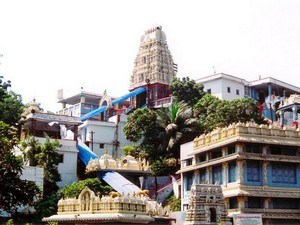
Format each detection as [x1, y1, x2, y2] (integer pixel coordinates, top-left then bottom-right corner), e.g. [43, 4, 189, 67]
[193, 122, 300, 148]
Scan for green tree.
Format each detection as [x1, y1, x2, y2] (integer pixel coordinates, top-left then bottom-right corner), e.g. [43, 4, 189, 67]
[0, 76, 24, 126]
[169, 76, 206, 106]
[0, 121, 40, 215]
[59, 178, 112, 198]
[164, 194, 181, 211]
[194, 93, 266, 132]
[157, 102, 199, 155]
[124, 108, 158, 143]
[22, 137, 61, 197]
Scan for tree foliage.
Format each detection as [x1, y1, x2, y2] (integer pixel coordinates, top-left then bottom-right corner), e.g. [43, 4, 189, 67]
[123, 108, 158, 143]
[169, 76, 206, 106]
[21, 137, 61, 197]
[58, 178, 112, 198]
[0, 76, 24, 126]
[0, 122, 40, 215]
[194, 93, 267, 132]
[157, 102, 199, 154]
[124, 78, 267, 176]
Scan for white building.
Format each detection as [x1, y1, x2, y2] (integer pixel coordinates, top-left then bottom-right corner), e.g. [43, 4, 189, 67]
[196, 73, 300, 122]
[79, 114, 133, 158]
[196, 73, 249, 100]
[21, 106, 82, 189]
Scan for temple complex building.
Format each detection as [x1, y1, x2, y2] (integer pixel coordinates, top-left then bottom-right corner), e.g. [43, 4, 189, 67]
[129, 26, 177, 109]
[178, 122, 300, 225]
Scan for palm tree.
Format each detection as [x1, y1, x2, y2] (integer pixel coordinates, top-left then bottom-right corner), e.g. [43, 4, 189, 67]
[157, 102, 199, 159]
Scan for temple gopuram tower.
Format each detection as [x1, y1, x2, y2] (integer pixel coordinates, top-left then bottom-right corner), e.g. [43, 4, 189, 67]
[129, 26, 177, 108]
[184, 184, 231, 225]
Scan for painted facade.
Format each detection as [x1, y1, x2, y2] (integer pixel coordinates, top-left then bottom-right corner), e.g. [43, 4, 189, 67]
[178, 122, 300, 225]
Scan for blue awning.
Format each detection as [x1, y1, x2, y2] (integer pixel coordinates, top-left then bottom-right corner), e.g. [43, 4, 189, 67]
[77, 138, 98, 165]
[80, 105, 107, 121]
[111, 87, 146, 106]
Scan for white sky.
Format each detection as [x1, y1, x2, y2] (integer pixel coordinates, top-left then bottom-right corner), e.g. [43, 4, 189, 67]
[1, 0, 300, 112]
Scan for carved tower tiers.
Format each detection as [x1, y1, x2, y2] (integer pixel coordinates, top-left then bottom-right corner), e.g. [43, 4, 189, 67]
[129, 26, 176, 108]
[184, 184, 231, 225]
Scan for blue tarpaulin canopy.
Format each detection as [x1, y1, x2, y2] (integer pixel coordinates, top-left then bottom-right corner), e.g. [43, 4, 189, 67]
[79, 87, 146, 121]
[77, 138, 98, 165]
[100, 171, 141, 195]
[80, 105, 107, 121]
[111, 87, 146, 106]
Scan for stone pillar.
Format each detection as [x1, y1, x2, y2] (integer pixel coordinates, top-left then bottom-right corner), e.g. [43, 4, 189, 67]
[236, 143, 243, 153]
[222, 147, 226, 156]
[223, 162, 228, 187]
[262, 146, 268, 155]
[264, 198, 271, 209]
[206, 151, 210, 161]
[206, 167, 211, 184]
[237, 197, 246, 209]
[194, 170, 200, 184]
[263, 161, 269, 186]
[237, 160, 245, 185]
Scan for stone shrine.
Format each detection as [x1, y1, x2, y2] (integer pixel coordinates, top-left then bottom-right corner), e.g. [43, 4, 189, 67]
[184, 184, 231, 225]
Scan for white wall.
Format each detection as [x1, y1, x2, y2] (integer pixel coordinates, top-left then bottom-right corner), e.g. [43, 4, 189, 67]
[21, 166, 44, 191]
[199, 76, 245, 101]
[79, 115, 133, 158]
[36, 137, 78, 188]
[221, 78, 245, 100]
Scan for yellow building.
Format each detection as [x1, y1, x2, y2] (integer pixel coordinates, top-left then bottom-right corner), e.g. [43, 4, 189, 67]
[177, 122, 300, 225]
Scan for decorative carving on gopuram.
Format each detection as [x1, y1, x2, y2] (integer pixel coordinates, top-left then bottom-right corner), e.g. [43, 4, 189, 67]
[184, 184, 232, 225]
[129, 26, 176, 101]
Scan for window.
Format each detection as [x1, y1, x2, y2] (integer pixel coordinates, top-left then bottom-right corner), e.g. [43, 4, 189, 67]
[207, 88, 211, 94]
[247, 197, 263, 208]
[245, 144, 262, 153]
[59, 154, 64, 163]
[271, 163, 296, 184]
[236, 89, 240, 95]
[270, 146, 296, 156]
[227, 145, 236, 155]
[99, 143, 104, 148]
[272, 198, 299, 209]
[227, 87, 231, 93]
[228, 197, 238, 209]
[228, 161, 236, 183]
[244, 86, 250, 96]
[196, 154, 206, 164]
[186, 158, 193, 166]
[247, 161, 261, 182]
[211, 149, 222, 159]
[212, 165, 223, 184]
[185, 172, 194, 191]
